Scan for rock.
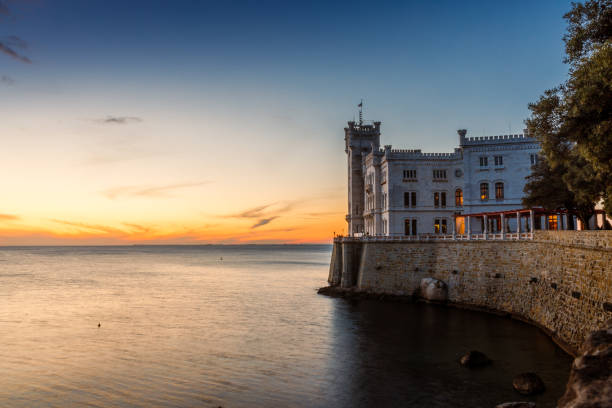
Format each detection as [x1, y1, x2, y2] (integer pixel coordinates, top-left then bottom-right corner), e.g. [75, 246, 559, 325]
[459, 350, 492, 368]
[558, 319, 612, 408]
[495, 403, 536, 408]
[419, 277, 448, 302]
[513, 372, 546, 395]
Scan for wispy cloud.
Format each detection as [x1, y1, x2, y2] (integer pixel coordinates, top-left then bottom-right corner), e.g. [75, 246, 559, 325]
[0, 213, 19, 221]
[251, 217, 278, 229]
[103, 182, 208, 199]
[95, 116, 143, 125]
[224, 201, 299, 230]
[1, 75, 14, 85]
[0, 41, 31, 64]
[121, 222, 153, 234]
[50, 219, 125, 235]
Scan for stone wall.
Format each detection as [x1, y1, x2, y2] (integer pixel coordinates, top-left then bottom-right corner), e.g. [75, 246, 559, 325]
[328, 231, 612, 354]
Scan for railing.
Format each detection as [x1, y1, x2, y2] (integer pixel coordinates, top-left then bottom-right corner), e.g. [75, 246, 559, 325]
[335, 232, 534, 243]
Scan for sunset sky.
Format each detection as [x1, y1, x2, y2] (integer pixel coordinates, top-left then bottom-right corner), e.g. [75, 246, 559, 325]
[1, 0, 572, 244]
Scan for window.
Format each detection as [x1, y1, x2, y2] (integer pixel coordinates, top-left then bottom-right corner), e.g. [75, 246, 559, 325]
[495, 182, 504, 199]
[479, 156, 488, 167]
[441, 192, 446, 208]
[433, 169, 447, 180]
[480, 183, 489, 200]
[404, 191, 416, 207]
[455, 188, 463, 207]
[547, 215, 558, 230]
[382, 193, 387, 209]
[494, 156, 503, 166]
[404, 219, 418, 236]
[434, 192, 439, 207]
[530, 154, 538, 165]
[403, 169, 417, 180]
[434, 218, 447, 234]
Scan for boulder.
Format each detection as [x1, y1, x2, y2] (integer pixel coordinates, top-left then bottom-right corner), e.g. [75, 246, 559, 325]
[513, 372, 546, 395]
[419, 277, 448, 302]
[495, 403, 536, 408]
[558, 319, 612, 408]
[459, 350, 492, 368]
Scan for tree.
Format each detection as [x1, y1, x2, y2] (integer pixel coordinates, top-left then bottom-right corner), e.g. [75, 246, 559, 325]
[522, 157, 595, 228]
[525, 0, 612, 216]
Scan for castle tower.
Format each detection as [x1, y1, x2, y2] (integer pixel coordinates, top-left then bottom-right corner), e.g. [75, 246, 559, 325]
[344, 120, 381, 235]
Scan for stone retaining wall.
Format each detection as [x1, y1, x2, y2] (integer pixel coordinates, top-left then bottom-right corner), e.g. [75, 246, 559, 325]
[328, 231, 612, 354]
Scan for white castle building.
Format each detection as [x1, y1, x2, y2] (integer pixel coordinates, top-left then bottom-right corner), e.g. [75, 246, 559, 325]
[345, 120, 541, 236]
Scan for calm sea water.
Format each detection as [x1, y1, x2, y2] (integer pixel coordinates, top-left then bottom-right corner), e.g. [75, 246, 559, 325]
[0, 245, 571, 407]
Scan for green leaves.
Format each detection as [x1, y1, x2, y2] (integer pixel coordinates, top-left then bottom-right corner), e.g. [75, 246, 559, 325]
[525, 0, 612, 220]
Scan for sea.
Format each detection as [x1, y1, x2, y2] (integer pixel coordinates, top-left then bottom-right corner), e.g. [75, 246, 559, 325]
[0, 245, 572, 407]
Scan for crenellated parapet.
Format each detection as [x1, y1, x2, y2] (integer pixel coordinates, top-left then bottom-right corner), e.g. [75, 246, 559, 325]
[459, 132, 536, 147]
[381, 145, 462, 161]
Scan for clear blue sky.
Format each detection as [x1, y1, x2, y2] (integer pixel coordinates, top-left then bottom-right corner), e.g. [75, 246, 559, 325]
[0, 0, 575, 243]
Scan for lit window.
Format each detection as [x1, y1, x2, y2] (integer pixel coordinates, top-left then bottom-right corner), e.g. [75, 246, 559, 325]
[455, 189, 463, 207]
[479, 157, 488, 167]
[495, 182, 504, 199]
[434, 218, 447, 234]
[494, 156, 503, 166]
[547, 215, 558, 230]
[480, 183, 489, 200]
[434, 219, 440, 234]
[434, 192, 440, 207]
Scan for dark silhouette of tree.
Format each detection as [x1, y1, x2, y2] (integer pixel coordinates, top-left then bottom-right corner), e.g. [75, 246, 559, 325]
[525, 0, 612, 216]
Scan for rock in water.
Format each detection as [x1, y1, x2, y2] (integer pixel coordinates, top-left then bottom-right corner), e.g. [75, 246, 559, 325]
[459, 350, 492, 368]
[495, 403, 536, 408]
[558, 319, 612, 408]
[419, 278, 448, 302]
[513, 373, 546, 395]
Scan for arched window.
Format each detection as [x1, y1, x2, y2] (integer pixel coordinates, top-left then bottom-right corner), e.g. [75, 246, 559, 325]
[495, 182, 504, 199]
[455, 188, 463, 207]
[480, 183, 489, 200]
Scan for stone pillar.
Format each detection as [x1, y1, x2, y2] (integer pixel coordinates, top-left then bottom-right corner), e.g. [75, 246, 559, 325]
[467, 216, 471, 240]
[452, 215, 456, 239]
[516, 211, 521, 239]
[530, 210, 535, 234]
[483, 215, 488, 239]
[501, 214, 505, 240]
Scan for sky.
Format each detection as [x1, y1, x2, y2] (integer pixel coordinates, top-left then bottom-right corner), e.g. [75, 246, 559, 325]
[0, 0, 573, 245]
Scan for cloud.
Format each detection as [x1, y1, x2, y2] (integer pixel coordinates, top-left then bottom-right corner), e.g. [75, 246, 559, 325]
[251, 217, 278, 229]
[103, 182, 208, 199]
[122, 222, 153, 234]
[50, 219, 125, 235]
[95, 116, 142, 125]
[0, 41, 31, 63]
[0, 213, 19, 221]
[1, 75, 14, 85]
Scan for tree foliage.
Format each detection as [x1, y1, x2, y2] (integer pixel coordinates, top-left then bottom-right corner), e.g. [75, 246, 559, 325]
[525, 0, 612, 217]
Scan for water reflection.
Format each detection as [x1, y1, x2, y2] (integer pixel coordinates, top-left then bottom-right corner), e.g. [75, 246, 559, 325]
[326, 299, 571, 408]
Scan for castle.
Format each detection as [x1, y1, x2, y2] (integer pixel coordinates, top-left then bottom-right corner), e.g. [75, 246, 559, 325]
[345, 120, 541, 236]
